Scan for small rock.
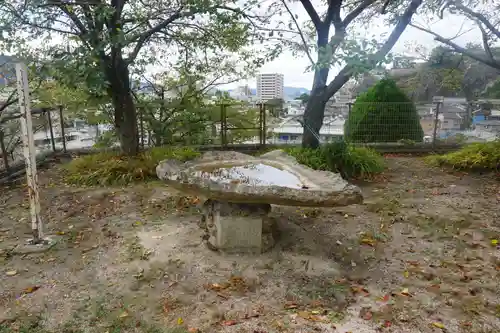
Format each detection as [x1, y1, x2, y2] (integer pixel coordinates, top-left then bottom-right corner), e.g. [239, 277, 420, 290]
[5, 270, 17, 276]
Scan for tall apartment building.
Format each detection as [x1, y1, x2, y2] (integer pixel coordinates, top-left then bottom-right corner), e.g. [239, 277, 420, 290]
[256, 73, 284, 102]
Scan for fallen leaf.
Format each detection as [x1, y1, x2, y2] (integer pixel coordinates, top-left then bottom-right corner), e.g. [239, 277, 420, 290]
[403, 270, 409, 278]
[400, 288, 411, 296]
[297, 311, 310, 319]
[284, 301, 298, 309]
[162, 300, 170, 314]
[243, 312, 260, 319]
[351, 285, 370, 295]
[177, 317, 184, 325]
[206, 282, 228, 291]
[221, 320, 238, 326]
[5, 270, 17, 276]
[491, 239, 498, 246]
[383, 320, 392, 327]
[216, 292, 229, 300]
[360, 238, 376, 247]
[119, 311, 129, 319]
[381, 294, 390, 302]
[432, 322, 445, 329]
[22, 285, 40, 295]
[307, 315, 325, 322]
[188, 328, 200, 333]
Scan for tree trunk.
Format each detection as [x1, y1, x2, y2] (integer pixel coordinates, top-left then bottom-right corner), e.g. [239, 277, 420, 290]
[302, 30, 330, 148]
[106, 58, 139, 156]
[301, 0, 423, 148]
[154, 132, 162, 147]
[302, 94, 328, 148]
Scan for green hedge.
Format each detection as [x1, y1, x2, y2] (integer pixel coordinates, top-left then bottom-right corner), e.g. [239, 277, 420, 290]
[63, 147, 200, 186]
[345, 79, 424, 143]
[424, 141, 500, 171]
[285, 142, 385, 179]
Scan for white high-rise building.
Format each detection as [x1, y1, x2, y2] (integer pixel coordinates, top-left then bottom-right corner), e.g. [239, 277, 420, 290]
[256, 73, 284, 102]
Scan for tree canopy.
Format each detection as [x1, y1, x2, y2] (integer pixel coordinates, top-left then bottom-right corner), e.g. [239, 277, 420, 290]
[273, 0, 424, 148]
[392, 45, 500, 101]
[0, 0, 274, 155]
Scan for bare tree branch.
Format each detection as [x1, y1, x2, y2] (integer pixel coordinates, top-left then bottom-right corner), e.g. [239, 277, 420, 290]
[325, 0, 423, 98]
[299, 0, 322, 31]
[280, 0, 315, 66]
[325, 0, 342, 31]
[127, 9, 188, 63]
[478, 22, 495, 62]
[410, 23, 500, 70]
[343, 0, 376, 28]
[449, 1, 500, 39]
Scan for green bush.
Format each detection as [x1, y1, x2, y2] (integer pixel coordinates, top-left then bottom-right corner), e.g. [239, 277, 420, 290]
[285, 142, 385, 179]
[63, 146, 200, 186]
[345, 78, 424, 143]
[424, 140, 500, 171]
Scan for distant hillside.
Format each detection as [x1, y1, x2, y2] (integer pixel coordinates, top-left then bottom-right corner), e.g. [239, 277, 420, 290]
[228, 86, 310, 99]
[283, 87, 310, 98]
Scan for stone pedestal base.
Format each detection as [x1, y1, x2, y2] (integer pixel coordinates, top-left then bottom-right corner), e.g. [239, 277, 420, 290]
[200, 200, 277, 253]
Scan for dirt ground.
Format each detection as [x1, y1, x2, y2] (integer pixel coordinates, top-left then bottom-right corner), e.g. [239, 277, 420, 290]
[0, 157, 499, 333]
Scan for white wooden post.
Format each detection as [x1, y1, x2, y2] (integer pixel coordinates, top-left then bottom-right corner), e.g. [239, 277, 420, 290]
[15, 63, 44, 244]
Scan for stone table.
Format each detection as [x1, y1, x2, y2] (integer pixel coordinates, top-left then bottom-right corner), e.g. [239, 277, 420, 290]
[156, 150, 363, 254]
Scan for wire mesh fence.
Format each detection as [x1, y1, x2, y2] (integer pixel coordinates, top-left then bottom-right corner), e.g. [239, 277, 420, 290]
[0, 107, 65, 181]
[3, 98, 499, 179]
[269, 99, 500, 146]
[137, 102, 270, 147]
[343, 102, 429, 143]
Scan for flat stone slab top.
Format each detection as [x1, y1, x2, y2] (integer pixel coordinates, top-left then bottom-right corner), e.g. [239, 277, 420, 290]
[156, 150, 363, 207]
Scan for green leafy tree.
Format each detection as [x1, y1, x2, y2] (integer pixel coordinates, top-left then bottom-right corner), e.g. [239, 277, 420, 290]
[344, 79, 424, 143]
[393, 45, 500, 102]
[295, 93, 309, 106]
[484, 79, 500, 99]
[0, 60, 65, 160]
[133, 50, 261, 146]
[0, 0, 271, 155]
[34, 80, 111, 125]
[276, 0, 423, 148]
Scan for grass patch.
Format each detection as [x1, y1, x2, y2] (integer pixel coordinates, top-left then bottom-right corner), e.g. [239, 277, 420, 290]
[63, 146, 200, 186]
[424, 141, 500, 171]
[285, 142, 385, 179]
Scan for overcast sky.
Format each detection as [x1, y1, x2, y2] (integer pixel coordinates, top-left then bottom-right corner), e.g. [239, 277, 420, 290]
[6, 1, 481, 91]
[232, 5, 480, 90]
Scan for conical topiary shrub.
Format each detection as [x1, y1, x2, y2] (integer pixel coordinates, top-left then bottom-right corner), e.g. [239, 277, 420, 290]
[344, 78, 424, 143]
